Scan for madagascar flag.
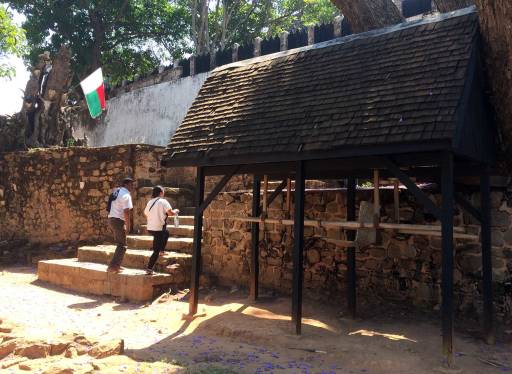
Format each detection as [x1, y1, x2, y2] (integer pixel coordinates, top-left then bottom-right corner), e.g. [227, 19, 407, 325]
[80, 68, 106, 118]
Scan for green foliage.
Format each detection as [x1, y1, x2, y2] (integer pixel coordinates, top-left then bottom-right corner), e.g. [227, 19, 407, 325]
[206, 0, 339, 50]
[270, 0, 340, 33]
[10, 0, 339, 82]
[0, 4, 26, 78]
[9, 0, 191, 84]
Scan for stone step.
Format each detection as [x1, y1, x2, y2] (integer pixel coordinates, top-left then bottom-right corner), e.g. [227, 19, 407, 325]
[77, 245, 191, 287]
[179, 207, 196, 216]
[38, 259, 174, 303]
[139, 224, 194, 237]
[137, 186, 194, 207]
[126, 235, 193, 253]
[178, 216, 194, 226]
[78, 245, 192, 269]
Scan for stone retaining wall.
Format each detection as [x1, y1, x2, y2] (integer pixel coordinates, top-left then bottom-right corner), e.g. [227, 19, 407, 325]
[202, 187, 512, 322]
[0, 145, 195, 245]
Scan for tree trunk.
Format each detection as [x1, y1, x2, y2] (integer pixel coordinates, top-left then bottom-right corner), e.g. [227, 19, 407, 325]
[434, 0, 474, 12]
[196, 0, 209, 54]
[22, 47, 74, 148]
[474, 0, 512, 155]
[88, 8, 106, 70]
[329, 0, 403, 33]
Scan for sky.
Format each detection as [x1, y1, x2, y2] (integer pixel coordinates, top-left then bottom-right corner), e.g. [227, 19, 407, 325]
[0, 8, 29, 116]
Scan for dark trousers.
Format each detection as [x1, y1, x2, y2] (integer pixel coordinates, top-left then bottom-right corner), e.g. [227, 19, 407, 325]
[108, 217, 127, 268]
[147, 228, 169, 270]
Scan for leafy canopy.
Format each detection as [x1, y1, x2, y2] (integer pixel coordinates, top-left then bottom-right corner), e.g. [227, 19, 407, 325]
[9, 0, 190, 84]
[11, 0, 339, 83]
[0, 4, 26, 78]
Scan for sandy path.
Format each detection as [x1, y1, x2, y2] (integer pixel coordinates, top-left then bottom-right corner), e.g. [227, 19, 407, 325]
[0, 267, 510, 373]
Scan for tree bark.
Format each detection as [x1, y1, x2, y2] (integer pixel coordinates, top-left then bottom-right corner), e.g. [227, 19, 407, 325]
[88, 7, 106, 70]
[474, 0, 512, 155]
[22, 47, 74, 148]
[434, 0, 474, 12]
[330, 0, 403, 33]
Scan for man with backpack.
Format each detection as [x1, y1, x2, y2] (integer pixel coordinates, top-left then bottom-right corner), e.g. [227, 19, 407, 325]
[106, 177, 134, 273]
[144, 185, 179, 274]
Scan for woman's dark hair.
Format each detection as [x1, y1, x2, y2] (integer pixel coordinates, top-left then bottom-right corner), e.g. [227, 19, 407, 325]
[152, 185, 164, 198]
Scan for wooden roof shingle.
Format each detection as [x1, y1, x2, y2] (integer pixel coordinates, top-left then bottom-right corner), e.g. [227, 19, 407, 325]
[163, 8, 481, 167]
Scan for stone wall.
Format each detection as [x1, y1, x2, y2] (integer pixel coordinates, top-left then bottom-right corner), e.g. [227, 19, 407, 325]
[202, 187, 512, 322]
[0, 145, 195, 245]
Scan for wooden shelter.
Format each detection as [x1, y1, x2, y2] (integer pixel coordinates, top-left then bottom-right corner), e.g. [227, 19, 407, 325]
[162, 7, 496, 364]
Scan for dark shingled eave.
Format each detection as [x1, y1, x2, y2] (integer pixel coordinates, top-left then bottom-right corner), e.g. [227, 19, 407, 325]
[161, 140, 453, 167]
[162, 6, 490, 168]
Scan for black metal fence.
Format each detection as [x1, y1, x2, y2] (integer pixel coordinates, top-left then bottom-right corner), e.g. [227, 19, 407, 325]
[261, 35, 281, 56]
[402, 0, 432, 18]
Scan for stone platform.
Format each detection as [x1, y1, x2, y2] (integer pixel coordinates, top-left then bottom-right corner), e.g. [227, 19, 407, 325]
[38, 259, 173, 302]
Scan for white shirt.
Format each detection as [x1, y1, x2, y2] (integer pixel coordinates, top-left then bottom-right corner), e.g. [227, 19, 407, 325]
[144, 198, 172, 231]
[108, 187, 133, 221]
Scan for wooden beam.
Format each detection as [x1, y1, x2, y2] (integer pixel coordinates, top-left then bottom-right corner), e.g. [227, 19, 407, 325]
[373, 169, 380, 227]
[286, 178, 292, 218]
[394, 180, 400, 223]
[231, 217, 473, 238]
[263, 175, 269, 218]
[189, 167, 205, 316]
[441, 152, 454, 366]
[261, 179, 287, 211]
[383, 158, 442, 220]
[198, 166, 238, 213]
[292, 161, 305, 335]
[480, 167, 494, 344]
[347, 176, 357, 319]
[455, 193, 482, 223]
[250, 175, 261, 302]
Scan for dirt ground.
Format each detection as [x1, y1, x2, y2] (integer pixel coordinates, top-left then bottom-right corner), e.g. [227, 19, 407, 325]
[0, 267, 510, 373]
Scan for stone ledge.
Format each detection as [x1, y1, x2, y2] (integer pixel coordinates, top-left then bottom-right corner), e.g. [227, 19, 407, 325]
[126, 236, 193, 253]
[77, 245, 191, 273]
[139, 224, 194, 237]
[37, 259, 173, 302]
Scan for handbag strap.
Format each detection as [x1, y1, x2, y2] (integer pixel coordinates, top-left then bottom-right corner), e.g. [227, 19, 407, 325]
[149, 198, 160, 211]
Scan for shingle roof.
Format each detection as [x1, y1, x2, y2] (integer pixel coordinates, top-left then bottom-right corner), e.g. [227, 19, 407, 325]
[163, 8, 479, 167]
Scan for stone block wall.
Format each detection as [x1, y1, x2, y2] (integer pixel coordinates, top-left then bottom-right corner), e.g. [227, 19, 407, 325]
[202, 187, 512, 322]
[0, 145, 196, 245]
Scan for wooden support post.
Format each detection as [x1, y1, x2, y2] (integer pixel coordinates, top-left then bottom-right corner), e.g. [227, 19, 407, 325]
[394, 180, 400, 223]
[263, 175, 269, 218]
[264, 180, 287, 210]
[292, 161, 305, 335]
[189, 167, 205, 316]
[480, 166, 494, 344]
[373, 169, 380, 227]
[347, 176, 357, 319]
[250, 175, 261, 302]
[441, 152, 454, 366]
[383, 158, 441, 220]
[286, 178, 292, 218]
[198, 166, 238, 213]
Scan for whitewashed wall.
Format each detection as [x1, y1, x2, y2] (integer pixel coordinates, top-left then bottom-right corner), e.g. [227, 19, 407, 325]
[76, 72, 209, 147]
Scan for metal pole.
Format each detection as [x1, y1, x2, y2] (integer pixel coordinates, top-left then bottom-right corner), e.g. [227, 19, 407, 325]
[189, 167, 205, 316]
[292, 161, 305, 334]
[441, 152, 454, 366]
[250, 175, 261, 302]
[480, 166, 494, 344]
[347, 176, 357, 318]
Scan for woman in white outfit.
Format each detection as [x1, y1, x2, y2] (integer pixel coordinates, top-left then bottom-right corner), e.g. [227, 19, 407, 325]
[143, 185, 179, 274]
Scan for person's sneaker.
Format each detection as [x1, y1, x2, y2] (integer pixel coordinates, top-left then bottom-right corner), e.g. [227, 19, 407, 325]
[107, 266, 121, 273]
[145, 268, 154, 275]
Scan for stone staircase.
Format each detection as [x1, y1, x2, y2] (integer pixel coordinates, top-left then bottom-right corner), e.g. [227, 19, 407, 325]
[37, 186, 196, 303]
